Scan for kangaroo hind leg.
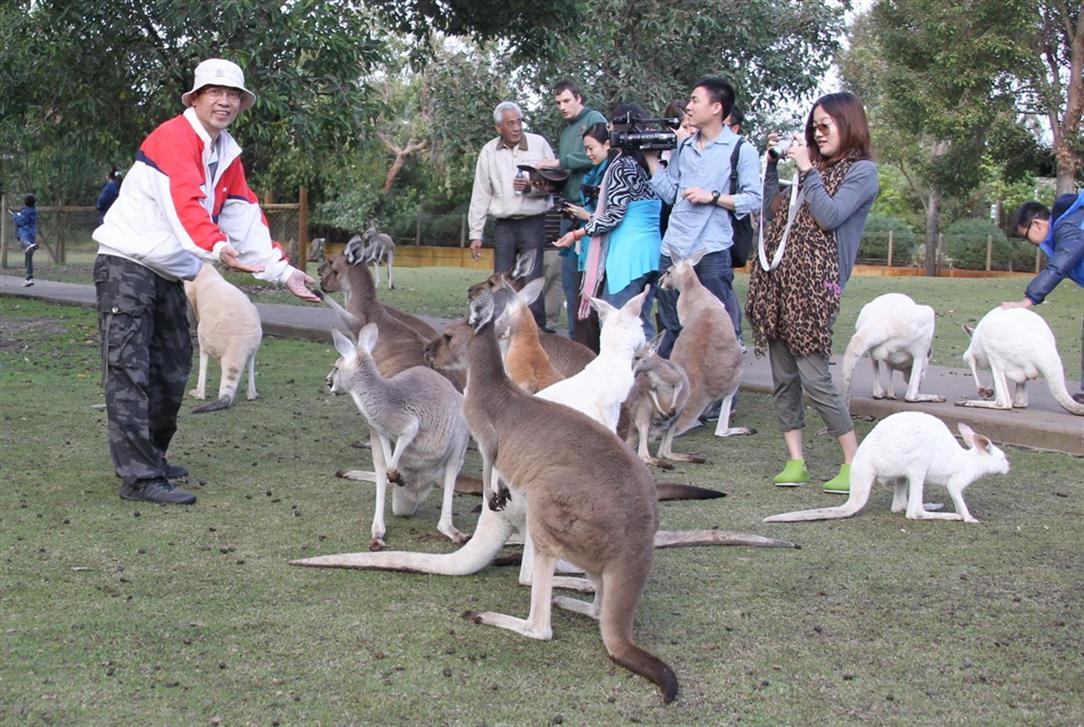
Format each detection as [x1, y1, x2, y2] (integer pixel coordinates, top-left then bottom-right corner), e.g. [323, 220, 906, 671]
[465, 547, 556, 640]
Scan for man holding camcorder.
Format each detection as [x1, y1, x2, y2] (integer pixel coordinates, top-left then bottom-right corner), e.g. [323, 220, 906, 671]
[645, 77, 761, 358]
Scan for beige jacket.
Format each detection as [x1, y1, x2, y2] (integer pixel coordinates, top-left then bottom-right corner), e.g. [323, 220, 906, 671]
[468, 132, 555, 239]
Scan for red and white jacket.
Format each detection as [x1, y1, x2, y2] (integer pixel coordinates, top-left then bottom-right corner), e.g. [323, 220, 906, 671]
[94, 107, 294, 284]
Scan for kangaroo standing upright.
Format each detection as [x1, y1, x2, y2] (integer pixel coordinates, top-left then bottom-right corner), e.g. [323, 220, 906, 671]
[957, 307, 1084, 415]
[459, 289, 679, 703]
[328, 323, 470, 548]
[618, 337, 693, 469]
[764, 412, 1009, 523]
[183, 263, 262, 413]
[840, 293, 944, 404]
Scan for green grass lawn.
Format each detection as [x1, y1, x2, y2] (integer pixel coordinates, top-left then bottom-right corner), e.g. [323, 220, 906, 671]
[1, 297, 1082, 724]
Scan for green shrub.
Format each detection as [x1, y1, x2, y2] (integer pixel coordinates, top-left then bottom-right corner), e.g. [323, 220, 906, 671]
[858, 213, 919, 265]
[941, 218, 1032, 271]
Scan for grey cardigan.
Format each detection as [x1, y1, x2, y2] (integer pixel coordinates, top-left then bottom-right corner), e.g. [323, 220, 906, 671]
[763, 158, 879, 290]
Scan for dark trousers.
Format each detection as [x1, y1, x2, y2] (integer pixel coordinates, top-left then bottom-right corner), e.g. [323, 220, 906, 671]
[493, 214, 546, 327]
[94, 255, 192, 486]
[655, 249, 740, 358]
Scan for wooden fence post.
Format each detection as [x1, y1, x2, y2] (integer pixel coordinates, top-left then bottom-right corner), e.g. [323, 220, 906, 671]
[985, 234, 992, 272]
[298, 186, 309, 270]
[887, 229, 894, 267]
[460, 214, 466, 248]
[415, 213, 421, 246]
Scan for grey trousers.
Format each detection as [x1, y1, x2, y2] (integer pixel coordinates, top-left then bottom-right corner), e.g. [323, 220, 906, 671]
[768, 338, 853, 437]
[493, 215, 546, 327]
[94, 255, 192, 486]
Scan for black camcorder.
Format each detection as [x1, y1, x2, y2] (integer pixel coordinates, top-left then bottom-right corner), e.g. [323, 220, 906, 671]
[609, 112, 681, 152]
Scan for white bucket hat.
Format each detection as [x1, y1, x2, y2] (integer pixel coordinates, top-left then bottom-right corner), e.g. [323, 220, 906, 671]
[180, 58, 256, 111]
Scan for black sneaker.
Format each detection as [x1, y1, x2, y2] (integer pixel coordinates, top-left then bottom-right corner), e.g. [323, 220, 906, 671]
[163, 463, 189, 480]
[699, 400, 722, 423]
[119, 479, 197, 505]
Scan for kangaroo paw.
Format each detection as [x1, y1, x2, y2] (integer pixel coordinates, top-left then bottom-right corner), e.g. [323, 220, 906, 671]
[667, 453, 706, 464]
[369, 538, 386, 551]
[462, 610, 483, 624]
[978, 387, 994, 398]
[646, 457, 675, 470]
[386, 469, 403, 486]
[487, 486, 511, 512]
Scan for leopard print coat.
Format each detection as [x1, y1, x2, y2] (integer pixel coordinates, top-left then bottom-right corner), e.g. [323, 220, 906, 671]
[747, 152, 860, 357]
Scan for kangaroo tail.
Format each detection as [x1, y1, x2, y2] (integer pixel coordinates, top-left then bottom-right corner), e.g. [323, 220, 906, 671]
[654, 483, 725, 501]
[599, 567, 678, 704]
[762, 459, 873, 522]
[289, 504, 514, 574]
[1038, 356, 1084, 415]
[192, 396, 231, 414]
[654, 529, 798, 549]
[840, 327, 879, 404]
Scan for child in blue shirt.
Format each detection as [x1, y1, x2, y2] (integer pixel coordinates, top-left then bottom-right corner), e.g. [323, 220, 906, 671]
[9, 194, 38, 286]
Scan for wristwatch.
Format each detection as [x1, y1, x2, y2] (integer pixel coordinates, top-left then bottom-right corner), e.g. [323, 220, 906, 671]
[710, 190, 721, 205]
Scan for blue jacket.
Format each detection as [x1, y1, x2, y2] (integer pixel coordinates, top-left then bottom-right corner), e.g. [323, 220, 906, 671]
[97, 179, 121, 225]
[1026, 191, 1084, 305]
[12, 206, 36, 243]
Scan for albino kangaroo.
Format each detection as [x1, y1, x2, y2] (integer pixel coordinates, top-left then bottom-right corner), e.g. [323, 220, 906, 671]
[658, 254, 754, 447]
[840, 293, 944, 404]
[468, 250, 596, 378]
[618, 337, 693, 470]
[496, 278, 565, 394]
[183, 263, 262, 414]
[764, 412, 1009, 523]
[328, 323, 470, 549]
[956, 307, 1084, 415]
[318, 244, 464, 391]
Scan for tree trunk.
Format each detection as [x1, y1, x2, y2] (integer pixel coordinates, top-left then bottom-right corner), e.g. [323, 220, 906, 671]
[925, 189, 940, 277]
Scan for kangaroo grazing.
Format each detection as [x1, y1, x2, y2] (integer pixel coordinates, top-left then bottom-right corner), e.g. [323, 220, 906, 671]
[957, 307, 1084, 415]
[469, 250, 596, 378]
[840, 293, 944, 404]
[328, 323, 470, 548]
[183, 263, 262, 413]
[764, 412, 1009, 524]
[618, 337, 693, 470]
[657, 253, 754, 447]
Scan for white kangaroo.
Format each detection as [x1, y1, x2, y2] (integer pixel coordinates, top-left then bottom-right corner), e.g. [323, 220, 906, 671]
[957, 307, 1084, 416]
[764, 412, 1009, 523]
[840, 293, 944, 404]
[183, 263, 262, 414]
[328, 323, 470, 549]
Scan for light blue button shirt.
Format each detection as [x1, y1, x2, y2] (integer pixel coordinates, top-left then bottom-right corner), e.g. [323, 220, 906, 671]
[649, 126, 762, 260]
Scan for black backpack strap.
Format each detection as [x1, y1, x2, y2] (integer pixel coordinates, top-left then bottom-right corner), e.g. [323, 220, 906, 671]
[729, 137, 744, 195]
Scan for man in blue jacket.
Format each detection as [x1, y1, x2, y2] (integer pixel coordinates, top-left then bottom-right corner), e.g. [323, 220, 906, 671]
[1005, 191, 1084, 403]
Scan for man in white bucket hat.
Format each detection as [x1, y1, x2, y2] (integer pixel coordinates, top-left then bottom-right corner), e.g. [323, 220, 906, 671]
[92, 57, 319, 506]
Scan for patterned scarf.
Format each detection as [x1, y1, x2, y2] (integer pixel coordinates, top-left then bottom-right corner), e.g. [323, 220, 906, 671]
[747, 151, 860, 357]
[577, 163, 612, 320]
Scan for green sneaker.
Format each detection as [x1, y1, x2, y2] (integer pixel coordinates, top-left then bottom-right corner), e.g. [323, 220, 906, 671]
[823, 463, 851, 494]
[772, 459, 811, 487]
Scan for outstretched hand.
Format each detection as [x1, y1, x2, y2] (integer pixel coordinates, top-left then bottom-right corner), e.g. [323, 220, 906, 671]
[218, 244, 265, 274]
[286, 269, 321, 302]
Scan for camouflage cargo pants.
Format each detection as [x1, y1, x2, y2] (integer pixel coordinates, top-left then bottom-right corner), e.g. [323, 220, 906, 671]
[94, 255, 192, 486]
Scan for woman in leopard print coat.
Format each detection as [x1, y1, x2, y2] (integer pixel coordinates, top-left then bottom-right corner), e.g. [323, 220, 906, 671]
[746, 92, 879, 493]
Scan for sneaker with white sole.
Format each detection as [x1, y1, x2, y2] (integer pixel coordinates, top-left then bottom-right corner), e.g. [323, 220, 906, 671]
[22, 279, 34, 287]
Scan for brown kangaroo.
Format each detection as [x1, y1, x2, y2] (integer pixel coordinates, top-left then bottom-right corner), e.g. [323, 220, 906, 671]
[459, 289, 679, 703]
[468, 250, 595, 378]
[318, 245, 464, 391]
[496, 278, 565, 394]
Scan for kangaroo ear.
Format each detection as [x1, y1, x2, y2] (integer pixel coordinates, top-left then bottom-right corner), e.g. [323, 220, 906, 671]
[622, 285, 650, 318]
[972, 433, 992, 453]
[518, 277, 545, 305]
[957, 422, 980, 449]
[589, 296, 617, 321]
[469, 290, 495, 330]
[646, 330, 666, 354]
[357, 322, 379, 354]
[686, 248, 707, 267]
[332, 328, 356, 359]
[961, 323, 974, 338]
[510, 249, 537, 281]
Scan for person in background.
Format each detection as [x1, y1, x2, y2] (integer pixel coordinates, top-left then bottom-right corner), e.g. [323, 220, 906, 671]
[537, 81, 607, 335]
[467, 101, 555, 329]
[658, 100, 695, 238]
[746, 92, 879, 494]
[9, 193, 38, 287]
[555, 111, 662, 338]
[645, 77, 761, 358]
[92, 58, 320, 506]
[1005, 192, 1084, 404]
[96, 167, 122, 225]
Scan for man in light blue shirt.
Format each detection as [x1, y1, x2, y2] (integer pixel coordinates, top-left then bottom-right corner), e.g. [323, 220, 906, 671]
[646, 77, 761, 357]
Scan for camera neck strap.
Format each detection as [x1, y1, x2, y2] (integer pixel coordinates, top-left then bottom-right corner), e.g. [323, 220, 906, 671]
[756, 160, 802, 272]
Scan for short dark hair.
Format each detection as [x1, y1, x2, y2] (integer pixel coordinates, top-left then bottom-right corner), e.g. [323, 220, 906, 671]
[663, 99, 686, 121]
[691, 77, 735, 119]
[582, 122, 609, 145]
[24, 193, 36, 207]
[726, 105, 745, 129]
[553, 80, 583, 101]
[1010, 201, 1050, 236]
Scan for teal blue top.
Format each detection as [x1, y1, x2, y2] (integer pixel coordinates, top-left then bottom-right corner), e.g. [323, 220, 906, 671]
[604, 198, 662, 294]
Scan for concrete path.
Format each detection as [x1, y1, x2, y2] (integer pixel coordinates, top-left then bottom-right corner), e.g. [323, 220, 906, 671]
[3, 274, 1081, 455]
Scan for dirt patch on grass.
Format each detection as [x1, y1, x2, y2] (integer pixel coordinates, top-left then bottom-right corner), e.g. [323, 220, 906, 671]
[0, 316, 70, 352]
